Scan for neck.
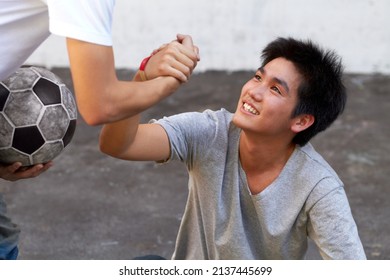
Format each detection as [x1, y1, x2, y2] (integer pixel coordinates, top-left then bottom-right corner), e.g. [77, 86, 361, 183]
[239, 131, 296, 174]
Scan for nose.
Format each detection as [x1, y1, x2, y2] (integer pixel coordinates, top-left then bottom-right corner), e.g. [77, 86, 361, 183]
[247, 84, 264, 101]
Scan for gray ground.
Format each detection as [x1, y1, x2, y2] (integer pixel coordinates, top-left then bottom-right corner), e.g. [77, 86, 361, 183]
[1, 68, 389, 260]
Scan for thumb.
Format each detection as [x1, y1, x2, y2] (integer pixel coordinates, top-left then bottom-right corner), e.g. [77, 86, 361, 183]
[177, 34, 200, 60]
[177, 34, 193, 49]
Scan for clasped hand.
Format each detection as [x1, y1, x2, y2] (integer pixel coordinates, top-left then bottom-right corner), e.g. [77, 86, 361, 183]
[143, 34, 200, 83]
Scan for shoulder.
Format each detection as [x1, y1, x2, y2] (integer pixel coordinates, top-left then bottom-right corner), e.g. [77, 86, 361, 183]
[156, 108, 233, 130]
[293, 143, 345, 203]
[295, 143, 342, 182]
[155, 109, 235, 151]
[282, 143, 343, 196]
[201, 108, 234, 127]
[153, 109, 235, 165]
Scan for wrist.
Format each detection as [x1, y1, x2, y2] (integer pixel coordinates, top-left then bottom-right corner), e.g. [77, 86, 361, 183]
[138, 55, 152, 81]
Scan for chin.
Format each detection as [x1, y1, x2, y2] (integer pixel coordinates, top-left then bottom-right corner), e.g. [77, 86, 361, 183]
[232, 113, 244, 129]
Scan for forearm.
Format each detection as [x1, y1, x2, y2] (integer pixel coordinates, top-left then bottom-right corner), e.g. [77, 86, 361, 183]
[99, 71, 173, 159]
[99, 70, 140, 157]
[67, 38, 180, 125]
[97, 75, 179, 123]
[99, 113, 141, 159]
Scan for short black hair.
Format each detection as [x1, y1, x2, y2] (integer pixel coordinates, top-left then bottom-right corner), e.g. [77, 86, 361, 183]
[261, 37, 346, 146]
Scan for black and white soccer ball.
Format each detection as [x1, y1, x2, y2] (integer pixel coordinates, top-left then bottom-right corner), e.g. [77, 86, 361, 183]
[0, 66, 77, 166]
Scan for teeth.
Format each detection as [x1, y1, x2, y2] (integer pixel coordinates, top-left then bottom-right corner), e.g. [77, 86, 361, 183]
[243, 103, 259, 115]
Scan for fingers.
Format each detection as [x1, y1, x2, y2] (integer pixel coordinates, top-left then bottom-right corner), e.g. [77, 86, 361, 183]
[6, 162, 23, 173]
[193, 46, 200, 61]
[0, 162, 21, 181]
[176, 34, 200, 61]
[31, 161, 53, 176]
[177, 34, 193, 49]
[163, 42, 198, 81]
[151, 44, 167, 56]
[146, 44, 195, 82]
[155, 56, 193, 82]
[145, 34, 200, 82]
[16, 162, 53, 179]
[18, 164, 44, 178]
[0, 162, 53, 181]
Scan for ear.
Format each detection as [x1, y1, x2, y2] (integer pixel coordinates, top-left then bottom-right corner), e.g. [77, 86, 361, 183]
[291, 114, 315, 133]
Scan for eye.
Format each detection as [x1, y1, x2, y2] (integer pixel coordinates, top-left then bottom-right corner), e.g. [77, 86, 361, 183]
[271, 86, 282, 95]
[254, 74, 262, 81]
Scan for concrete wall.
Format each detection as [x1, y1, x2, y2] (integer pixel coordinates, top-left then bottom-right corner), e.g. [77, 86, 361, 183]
[26, 0, 390, 74]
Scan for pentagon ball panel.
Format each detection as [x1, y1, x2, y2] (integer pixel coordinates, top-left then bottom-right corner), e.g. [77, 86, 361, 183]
[34, 78, 62, 105]
[13, 126, 45, 154]
[0, 66, 77, 166]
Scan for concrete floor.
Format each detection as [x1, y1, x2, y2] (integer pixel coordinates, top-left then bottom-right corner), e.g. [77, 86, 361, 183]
[1, 68, 389, 260]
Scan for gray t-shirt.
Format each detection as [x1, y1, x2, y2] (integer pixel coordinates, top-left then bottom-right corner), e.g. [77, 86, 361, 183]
[156, 109, 366, 260]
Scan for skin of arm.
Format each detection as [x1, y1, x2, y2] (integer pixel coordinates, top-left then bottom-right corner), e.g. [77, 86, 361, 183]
[99, 36, 199, 161]
[66, 34, 199, 126]
[99, 71, 172, 162]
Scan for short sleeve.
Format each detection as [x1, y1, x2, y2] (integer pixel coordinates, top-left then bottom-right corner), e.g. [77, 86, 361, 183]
[47, 0, 115, 46]
[307, 181, 366, 259]
[154, 110, 229, 168]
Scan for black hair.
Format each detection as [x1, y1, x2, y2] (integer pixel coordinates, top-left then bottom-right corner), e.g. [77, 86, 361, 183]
[261, 37, 346, 146]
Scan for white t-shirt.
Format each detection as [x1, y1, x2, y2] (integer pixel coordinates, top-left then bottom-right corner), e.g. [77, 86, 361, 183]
[0, 0, 115, 80]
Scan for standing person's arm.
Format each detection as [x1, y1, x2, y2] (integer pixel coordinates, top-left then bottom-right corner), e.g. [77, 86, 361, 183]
[98, 36, 201, 161]
[66, 34, 199, 126]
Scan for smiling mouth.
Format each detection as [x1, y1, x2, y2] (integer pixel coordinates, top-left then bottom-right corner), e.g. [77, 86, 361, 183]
[242, 102, 259, 115]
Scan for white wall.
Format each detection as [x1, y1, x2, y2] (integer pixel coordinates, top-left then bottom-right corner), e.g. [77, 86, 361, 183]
[26, 0, 390, 74]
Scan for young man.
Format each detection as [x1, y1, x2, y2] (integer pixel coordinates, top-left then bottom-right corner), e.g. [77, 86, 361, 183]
[99, 37, 366, 259]
[1, 0, 198, 259]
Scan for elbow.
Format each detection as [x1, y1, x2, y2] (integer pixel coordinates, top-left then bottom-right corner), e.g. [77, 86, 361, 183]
[99, 140, 112, 156]
[82, 113, 105, 126]
[98, 128, 124, 159]
[99, 134, 116, 157]
[99, 137, 123, 159]
[78, 103, 116, 126]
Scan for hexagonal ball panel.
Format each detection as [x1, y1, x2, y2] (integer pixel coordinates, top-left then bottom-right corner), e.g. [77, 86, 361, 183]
[33, 78, 62, 105]
[32, 67, 63, 84]
[39, 105, 69, 140]
[13, 126, 45, 155]
[32, 141, 63, 164]
[0, 147, 31, 166]
[4, 89, 43, 126]
[0, 114, 14, 148]
[1, 67, 39, 91]
[0, 84, 10, 111]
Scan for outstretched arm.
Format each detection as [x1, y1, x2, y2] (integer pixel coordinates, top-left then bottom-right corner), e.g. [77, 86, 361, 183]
[99, 35, 198, 162]
[99, 73, 171, 162]
[67, 34, 199, 125]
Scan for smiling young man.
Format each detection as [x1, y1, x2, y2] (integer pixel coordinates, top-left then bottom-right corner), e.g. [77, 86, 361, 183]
[99, 37, 366, 259]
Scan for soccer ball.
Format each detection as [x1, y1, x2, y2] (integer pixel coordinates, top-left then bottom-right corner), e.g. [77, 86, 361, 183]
[0, 66, 77, 166]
